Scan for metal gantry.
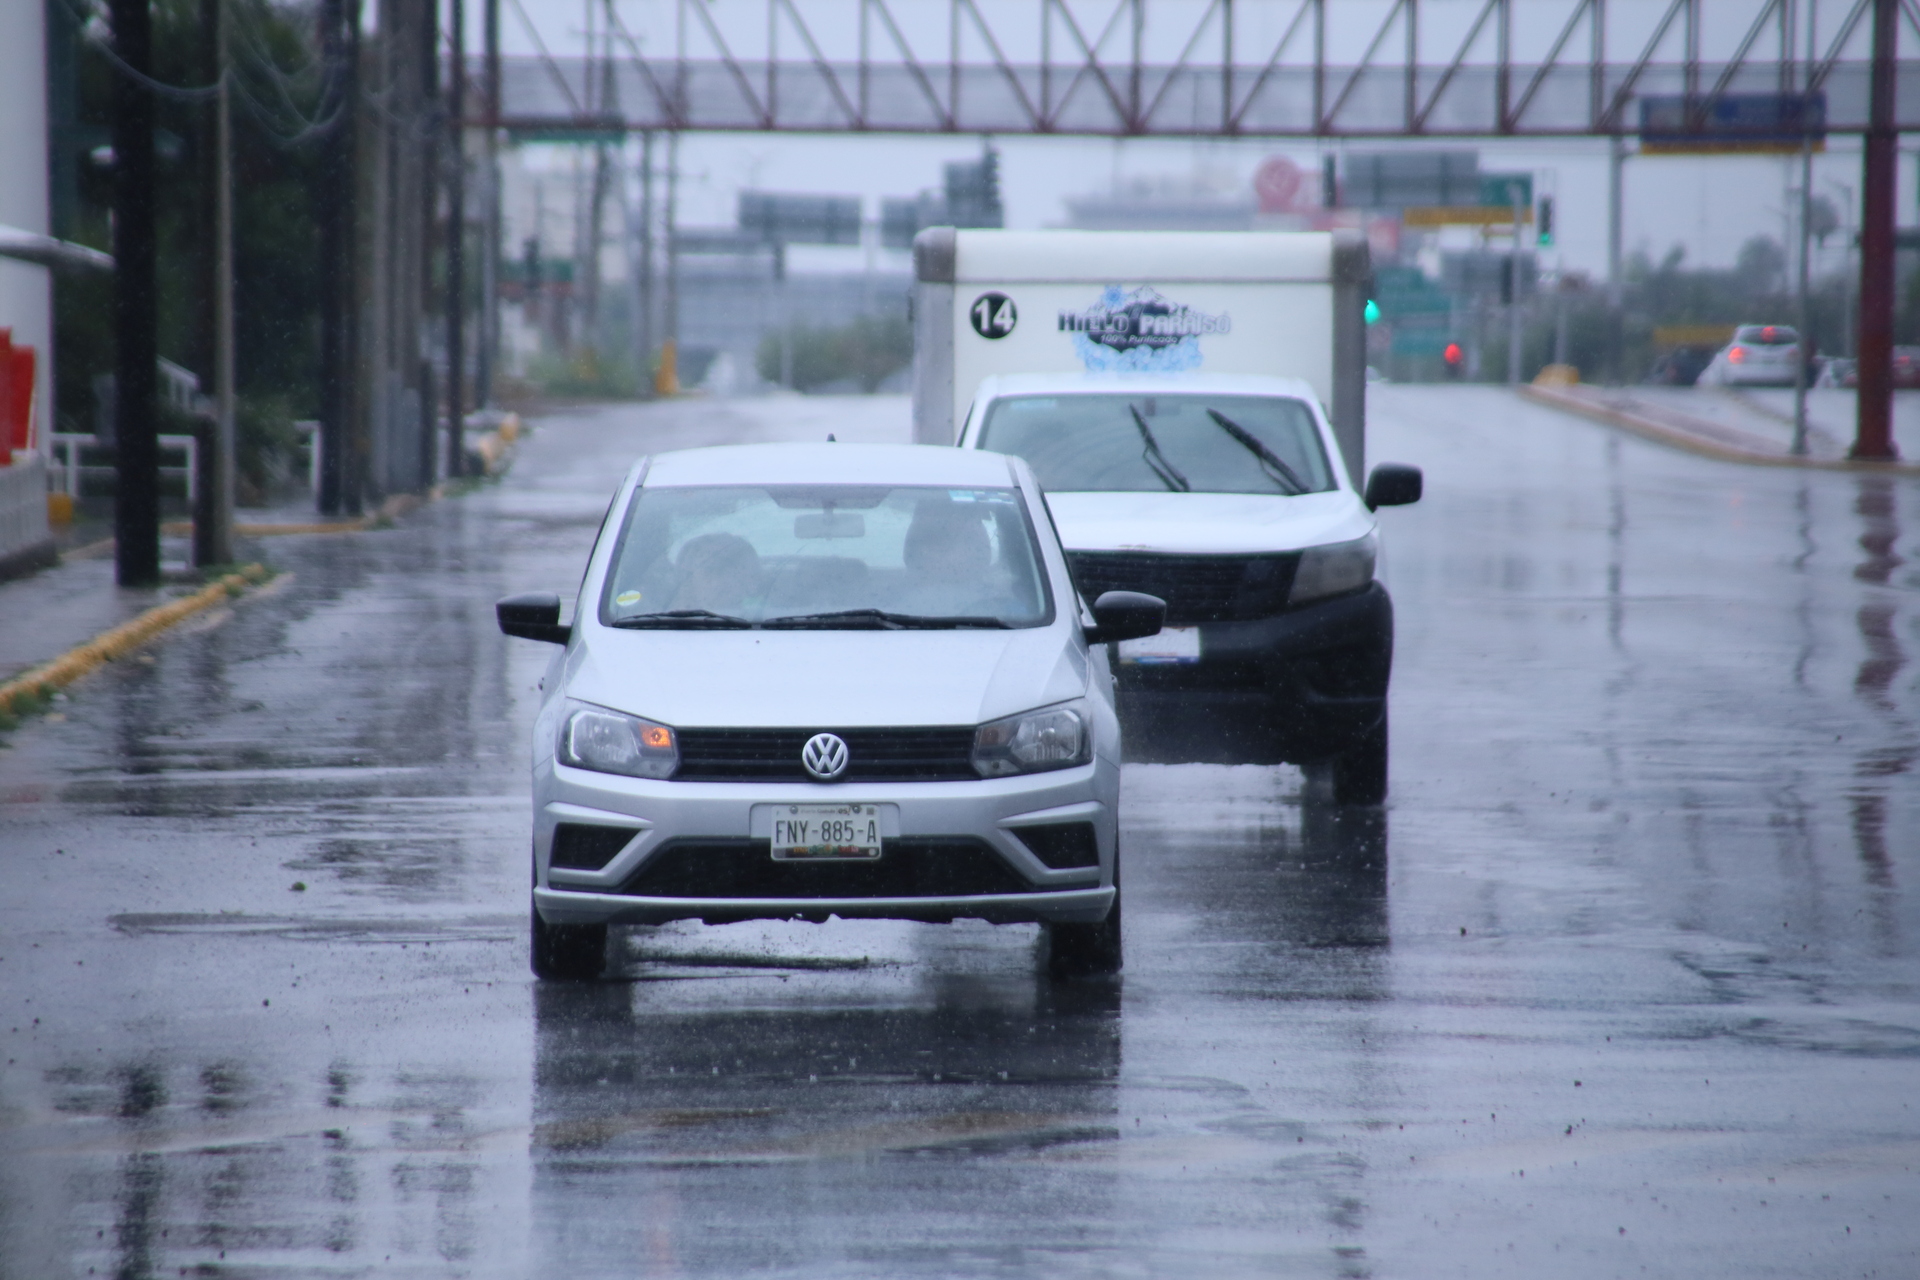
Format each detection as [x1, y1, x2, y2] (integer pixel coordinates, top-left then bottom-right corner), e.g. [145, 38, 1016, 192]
[490, 0, 1914, 138]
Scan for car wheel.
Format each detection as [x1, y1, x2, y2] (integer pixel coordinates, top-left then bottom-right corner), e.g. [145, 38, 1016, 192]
[1305, 711, 1389, 807]
[1047, 881, 1122, 976]
[530, 899, 608, 981]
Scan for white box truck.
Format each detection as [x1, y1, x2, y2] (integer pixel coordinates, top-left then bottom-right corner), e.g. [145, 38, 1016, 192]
[911, 228, 1422, 802]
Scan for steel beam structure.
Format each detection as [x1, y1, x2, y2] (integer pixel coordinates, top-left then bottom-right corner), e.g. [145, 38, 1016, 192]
[488, 0, 1913, 137]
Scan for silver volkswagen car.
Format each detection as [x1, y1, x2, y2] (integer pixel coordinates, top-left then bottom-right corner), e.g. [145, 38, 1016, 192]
[498, 442, 1163, 980]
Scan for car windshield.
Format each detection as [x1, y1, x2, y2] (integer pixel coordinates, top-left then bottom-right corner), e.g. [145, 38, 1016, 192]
[1734, 325, 1799, 345]
[977, 393, 1336, 495]
[599, 484, 1052, 629]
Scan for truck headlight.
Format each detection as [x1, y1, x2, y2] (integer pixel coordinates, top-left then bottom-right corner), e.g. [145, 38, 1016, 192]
[972, 703, 1091, 777]
[558, 701, 678, 779]
[1289, 533, 1377, 605]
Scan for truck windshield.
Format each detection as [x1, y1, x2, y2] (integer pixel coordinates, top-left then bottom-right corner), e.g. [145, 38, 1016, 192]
[978, 394, 1336, 495]
[599, 485, 1053, 629]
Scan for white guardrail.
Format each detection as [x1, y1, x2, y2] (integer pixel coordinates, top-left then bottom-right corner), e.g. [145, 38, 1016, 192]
[48, 433, 199, 502]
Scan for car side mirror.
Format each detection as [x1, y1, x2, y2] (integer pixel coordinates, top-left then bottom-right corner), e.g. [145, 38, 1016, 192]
[497, 592, 571, 644]
[1084, 590, 1165, 646]
[1364, 463, 1423, 510]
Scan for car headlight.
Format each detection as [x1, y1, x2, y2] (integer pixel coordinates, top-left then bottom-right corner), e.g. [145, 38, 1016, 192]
[972, 703, 1091, 777]
[557, 701, 678, 779]
[1289, 532, 1377, 605]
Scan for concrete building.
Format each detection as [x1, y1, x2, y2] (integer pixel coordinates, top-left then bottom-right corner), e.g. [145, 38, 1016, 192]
[0, 1, 54, 578]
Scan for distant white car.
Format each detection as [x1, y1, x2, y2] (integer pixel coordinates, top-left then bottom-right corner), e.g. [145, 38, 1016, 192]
[1701, 325, 1804, 387]
[499, 441, 1165, 980]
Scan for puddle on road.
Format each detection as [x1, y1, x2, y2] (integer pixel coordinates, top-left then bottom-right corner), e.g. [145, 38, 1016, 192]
[108, 912, 520, 945]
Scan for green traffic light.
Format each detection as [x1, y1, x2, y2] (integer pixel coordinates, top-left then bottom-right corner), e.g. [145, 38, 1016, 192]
[1363, 299, 1381, 325]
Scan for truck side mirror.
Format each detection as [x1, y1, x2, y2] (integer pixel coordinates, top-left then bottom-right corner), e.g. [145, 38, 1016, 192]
[497, 592, 571, 644]
[1364, 464, 1423, 510]
[1084, 591, 1165, 646]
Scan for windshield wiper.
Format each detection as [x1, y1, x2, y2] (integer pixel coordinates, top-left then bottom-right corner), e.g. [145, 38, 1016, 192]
[1128, 404, 1191, 493]
[762, 609, 1010, 630]
[608, 609, 755, 629]
[1205, 408, 1309, 495]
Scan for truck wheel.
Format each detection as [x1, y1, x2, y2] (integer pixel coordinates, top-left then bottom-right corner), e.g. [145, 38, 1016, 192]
[530, 900, 608, 981]
[1328, 710, 1389, 806]
[1047, 887, 1123, 976]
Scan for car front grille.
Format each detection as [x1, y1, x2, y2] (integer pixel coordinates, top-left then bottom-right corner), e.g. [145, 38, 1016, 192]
[608, 838, 1038, 898]
[674, 727, 978, 783]
[1067, 551, 1300, 625]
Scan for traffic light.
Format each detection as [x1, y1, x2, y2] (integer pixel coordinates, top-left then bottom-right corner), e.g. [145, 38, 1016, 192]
[1443, 342, 1464, 379]
[1537, 197, 1555, 247]
[1363, 299, 1381, 325]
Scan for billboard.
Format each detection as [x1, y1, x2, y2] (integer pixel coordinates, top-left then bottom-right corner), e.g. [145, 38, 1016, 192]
[1639, 93, 1826, 155]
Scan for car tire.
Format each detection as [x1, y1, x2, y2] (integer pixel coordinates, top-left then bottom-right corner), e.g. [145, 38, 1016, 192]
[1047, 882, 1123, 976]
[530, 900, 608, 981]
[1306, 710, 1389, 807]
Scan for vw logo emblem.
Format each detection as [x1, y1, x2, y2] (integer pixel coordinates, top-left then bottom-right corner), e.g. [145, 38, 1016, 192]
[801, 732, 849, 781]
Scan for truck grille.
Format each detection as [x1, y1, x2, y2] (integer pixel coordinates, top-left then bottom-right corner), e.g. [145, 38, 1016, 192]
[611, 838, 1038, 898]
[674, 727, 978, 783]
[1066, 551, 1300, 625]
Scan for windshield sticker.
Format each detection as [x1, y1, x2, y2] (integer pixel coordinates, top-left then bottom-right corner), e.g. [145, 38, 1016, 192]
[1058, 286, 1231, 373]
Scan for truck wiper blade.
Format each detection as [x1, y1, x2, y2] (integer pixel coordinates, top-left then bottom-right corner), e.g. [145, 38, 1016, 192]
[1128, 404, 1191, 493]
[763, 609, 1011, 630]
[1205, 408, 1309, 495]
[761, 609, 905, 630]
[608, 610, 755, 629]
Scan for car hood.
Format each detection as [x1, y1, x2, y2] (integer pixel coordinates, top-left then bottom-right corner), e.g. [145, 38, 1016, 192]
[564, 625, 1088, 728]
[1046, 491, 1373, 555]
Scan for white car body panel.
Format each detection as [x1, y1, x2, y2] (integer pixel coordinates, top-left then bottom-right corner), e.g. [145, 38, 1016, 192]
[526, 440, 1125, 929]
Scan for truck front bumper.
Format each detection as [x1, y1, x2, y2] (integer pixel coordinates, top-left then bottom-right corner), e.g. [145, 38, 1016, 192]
[1115, 583, 1393, 764]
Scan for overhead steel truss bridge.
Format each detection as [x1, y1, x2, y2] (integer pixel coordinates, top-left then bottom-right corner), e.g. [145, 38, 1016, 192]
[490, 0, 1915, 138]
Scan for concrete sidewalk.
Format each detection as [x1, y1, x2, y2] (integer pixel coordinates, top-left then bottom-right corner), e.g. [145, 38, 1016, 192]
[1521, 382, 1920, 471]
[0, 536, 201, 685]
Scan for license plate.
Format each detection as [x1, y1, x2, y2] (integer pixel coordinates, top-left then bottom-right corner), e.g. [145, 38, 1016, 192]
[1118, 626, 1201, 665]
[771, 804, 883, 861]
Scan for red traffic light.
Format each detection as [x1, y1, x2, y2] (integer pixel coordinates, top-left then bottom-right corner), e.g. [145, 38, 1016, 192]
[1443, 342, 1463, 365]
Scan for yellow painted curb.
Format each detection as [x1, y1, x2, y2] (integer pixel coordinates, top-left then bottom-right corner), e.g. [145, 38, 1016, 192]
[0, 563, 273, 716]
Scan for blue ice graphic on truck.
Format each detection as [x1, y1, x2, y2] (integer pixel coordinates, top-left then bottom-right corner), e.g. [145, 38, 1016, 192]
[1058, 286, 1231, 373]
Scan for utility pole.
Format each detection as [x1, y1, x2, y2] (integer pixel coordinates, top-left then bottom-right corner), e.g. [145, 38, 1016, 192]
[212, 0, 236, 560]
[1851, 0, 1898, 460]
[446, 0, 467, 480]
[1507, 188, 1524, 385]
[1790, 134, 1814, 456]
[193, 0, 233, 567]
[111, 0, 160, 586]
[479, 0, 500, 409]
[1606, 136, 1626, 386]
[657, 131, 680, 395]
[638, 130, 655, 385]
[318, 0, 361, 514]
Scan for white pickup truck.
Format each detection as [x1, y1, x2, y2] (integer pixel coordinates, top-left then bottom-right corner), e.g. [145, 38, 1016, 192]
[913, 229, 1422, 802]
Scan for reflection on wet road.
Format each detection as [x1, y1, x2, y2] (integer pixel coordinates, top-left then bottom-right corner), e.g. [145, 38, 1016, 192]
[1, 391, 1914, 1277]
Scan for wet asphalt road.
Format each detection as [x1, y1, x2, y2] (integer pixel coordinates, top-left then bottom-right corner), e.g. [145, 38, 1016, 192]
[1, 387, 1915, 1279]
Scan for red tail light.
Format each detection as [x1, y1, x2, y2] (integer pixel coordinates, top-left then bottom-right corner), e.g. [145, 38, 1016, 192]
[1728, 346, 1746, 363]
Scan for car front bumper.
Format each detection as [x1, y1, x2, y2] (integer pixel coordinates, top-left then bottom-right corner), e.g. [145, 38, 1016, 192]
[1115, 582, 1393, 764]
[531, 756, 1118, 926]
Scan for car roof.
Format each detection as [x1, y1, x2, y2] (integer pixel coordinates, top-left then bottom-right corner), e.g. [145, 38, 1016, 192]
[974, 371, 1324, 401]
[641, 441, 1019, 489]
